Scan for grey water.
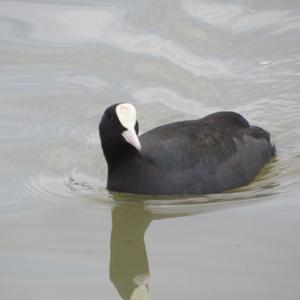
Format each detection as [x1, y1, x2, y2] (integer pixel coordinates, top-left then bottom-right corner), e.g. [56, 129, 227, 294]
[1, 0, 300, 299]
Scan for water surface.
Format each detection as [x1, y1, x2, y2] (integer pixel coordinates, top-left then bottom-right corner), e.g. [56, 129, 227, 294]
[1, 0, 300, 299]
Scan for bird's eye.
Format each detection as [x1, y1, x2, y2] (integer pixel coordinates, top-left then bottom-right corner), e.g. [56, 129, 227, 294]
[110, 116, 116, 122]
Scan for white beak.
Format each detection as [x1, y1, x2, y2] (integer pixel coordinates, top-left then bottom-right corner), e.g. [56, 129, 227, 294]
[122, 129, 142, 151]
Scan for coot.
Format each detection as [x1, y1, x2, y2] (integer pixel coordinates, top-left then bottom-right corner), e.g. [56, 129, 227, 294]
[99, 103, 275, 195]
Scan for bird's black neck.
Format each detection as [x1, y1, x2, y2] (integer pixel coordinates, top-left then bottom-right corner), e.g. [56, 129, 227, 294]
[102, 142, 141, 173]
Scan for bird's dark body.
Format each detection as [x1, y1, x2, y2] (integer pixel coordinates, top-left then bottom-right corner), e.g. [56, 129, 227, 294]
[101, 110, 275, 195]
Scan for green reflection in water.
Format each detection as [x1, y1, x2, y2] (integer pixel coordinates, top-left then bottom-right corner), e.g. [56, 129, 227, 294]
[110, 203, 151, 300]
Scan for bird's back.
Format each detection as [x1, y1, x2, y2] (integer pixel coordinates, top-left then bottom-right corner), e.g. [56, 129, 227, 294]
[138, 112, 274, 194]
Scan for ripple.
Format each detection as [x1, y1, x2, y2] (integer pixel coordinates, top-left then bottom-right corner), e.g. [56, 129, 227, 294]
[0, 65, 109, 93]
[0, 1, 124, 44]
[0, 2, 233, 78]
[48, 157, 282, 207]
[64, 168, 107, 198]
[5, 149, 282, 218]
[182, 1, 300, 34]
[131, 86, 218, 117]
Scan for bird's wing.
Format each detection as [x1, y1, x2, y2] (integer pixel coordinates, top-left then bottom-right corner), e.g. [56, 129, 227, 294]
[140, 120, 241, 170]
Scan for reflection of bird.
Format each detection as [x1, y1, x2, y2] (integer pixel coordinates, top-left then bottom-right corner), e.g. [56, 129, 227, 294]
[110, 203, 151, 300]
[130, 274, 149, 300]
[109, 193, 258, 300]
[99, 103, 275, 195]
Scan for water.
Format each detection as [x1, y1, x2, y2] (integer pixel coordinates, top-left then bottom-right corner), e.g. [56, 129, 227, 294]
[1, 0, 300, 299]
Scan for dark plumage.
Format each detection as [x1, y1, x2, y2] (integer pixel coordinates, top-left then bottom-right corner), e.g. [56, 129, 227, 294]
[99, 103, 275, 195]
